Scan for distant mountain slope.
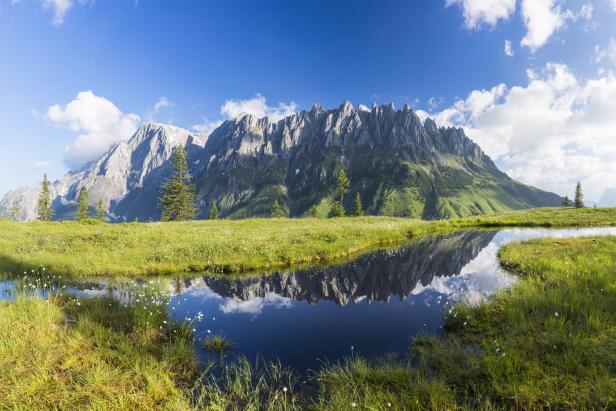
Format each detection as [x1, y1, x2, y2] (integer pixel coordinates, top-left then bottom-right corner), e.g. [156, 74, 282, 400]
[0, 102, 562, 221]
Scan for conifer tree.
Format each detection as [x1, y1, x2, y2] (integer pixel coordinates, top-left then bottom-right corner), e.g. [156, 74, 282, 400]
[330, 202, 345, 218]
[562, 195, 571, 207]
[333, 168, 350, 217]
[574, 182, 584, 209]
[76, 187, 90, 221]
[209, 202, 218, 220]
[335, 168, 350, 204]
[37, 173, 53, 221]
[96, 197, 107, 222]
[271, 199, 285, 218]
[353, 192, 365, 216]
[160, 146, 197, 221]
[9, 200, 22, 221]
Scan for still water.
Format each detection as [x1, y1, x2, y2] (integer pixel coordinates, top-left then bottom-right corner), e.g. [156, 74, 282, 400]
[2, 227, 616, 371]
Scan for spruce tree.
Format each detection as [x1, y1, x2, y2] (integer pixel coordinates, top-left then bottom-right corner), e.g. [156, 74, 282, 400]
[209, 202, 218, 220]
[160, 146, 197, 221]
[353, 192, 365, 216]
[574, 182, 584, 209]
[271, 200, 285, 218]
[333, 168, 350, 217]
[330, 202, 345, 218]
[561, 195, 571, 207]
[37, 173, 53, 221]
[76, 187, 90, 221]
[9, 200, 22, 221]
[96, 197, 107, 222]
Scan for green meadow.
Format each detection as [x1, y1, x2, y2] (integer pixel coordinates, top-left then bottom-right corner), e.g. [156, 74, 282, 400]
[2, 208, 616, 409]
[1, 207, 616, 278]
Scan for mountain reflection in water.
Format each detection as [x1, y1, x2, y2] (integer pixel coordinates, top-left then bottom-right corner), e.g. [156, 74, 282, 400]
[171, 230, 497, 307]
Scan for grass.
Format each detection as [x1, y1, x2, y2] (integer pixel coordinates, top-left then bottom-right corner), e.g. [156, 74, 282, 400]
[203, 335, 234, 354]
[1, 207, 616, 278]
[3, 214, 616, 409]
[312, 235, 616, 409]
[0, 282, 197, 410]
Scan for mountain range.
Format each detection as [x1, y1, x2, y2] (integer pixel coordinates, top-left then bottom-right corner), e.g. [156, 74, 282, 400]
[0, 101, 562, 221]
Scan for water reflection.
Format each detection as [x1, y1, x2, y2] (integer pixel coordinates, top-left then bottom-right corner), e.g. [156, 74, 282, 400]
[4, 226, 616, 371]
[176, 230, 496, 308]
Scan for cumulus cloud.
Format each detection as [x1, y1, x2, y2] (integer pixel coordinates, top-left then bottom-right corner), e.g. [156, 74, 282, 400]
[422, 63, 616, 200]
[47, 90, 140, 168]
[192, 94, 297, 136]
[445, 0, 516, 28]
[191, 118, 223, 136]
[504, 40, 514, 56]
[220, 94, 297, 121]
[520, 0, 567, 51]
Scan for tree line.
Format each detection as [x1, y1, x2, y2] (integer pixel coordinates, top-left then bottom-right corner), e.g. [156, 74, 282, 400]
[561, 182, 585, 209]
[18, 156, 591, 223]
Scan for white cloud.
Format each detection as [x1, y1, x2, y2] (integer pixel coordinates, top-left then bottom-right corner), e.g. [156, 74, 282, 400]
[11, 0, 93, 26]
[145, 96, 174, 121]
[220, 94, 297, 122]
[520, 0, 567, 51]
[445, 0, 516, 28]
[33, 160, 52, 169]
[504, 40, 514, 56]
[594, 38, 616, 67]
[191, 118, 223, 136]
[47, 90, 140, 168]
[610, 0, 616, 12]
[423, 63, 616, 200]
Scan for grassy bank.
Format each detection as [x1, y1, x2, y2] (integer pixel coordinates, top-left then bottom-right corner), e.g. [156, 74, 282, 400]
[0, 289, 196, 410]
[1, 207, 616, 278]
[313, 235, 616, 409]
[2, 230, 616, 409]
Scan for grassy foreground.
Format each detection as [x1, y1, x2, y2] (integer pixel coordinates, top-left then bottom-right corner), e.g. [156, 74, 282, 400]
[1, 207, 616, 277]
[2, 220, 616, 409]
[313, 235, 616, 409]
[0, 294, 196, 410]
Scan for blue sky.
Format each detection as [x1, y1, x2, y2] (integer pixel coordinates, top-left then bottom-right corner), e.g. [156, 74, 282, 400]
[1, 0, 616, 200]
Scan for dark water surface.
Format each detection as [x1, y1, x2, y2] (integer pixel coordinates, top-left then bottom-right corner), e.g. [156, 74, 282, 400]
[2, 227, 616, 372]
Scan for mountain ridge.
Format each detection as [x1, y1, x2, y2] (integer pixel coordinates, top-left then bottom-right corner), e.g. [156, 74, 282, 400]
[0, 102, 562, 221]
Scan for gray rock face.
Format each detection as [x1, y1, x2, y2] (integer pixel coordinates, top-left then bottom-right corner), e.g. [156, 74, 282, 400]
[0, 102, 562, 221]
[1, 123, 206, 221]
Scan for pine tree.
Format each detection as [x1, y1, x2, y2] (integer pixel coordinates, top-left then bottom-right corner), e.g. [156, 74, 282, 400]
[330, 202, 345, 218]
[209, 202, 218, 220]
[76, 187, 90, 221]
[37, 173, 53, 221]
[96, 197, 107, 222]
[271, 200, 285, 218]
[561, 195, 571, 207]
[353, 192, 365, 216]
[574, 182, 584, 209]
[333, 168, 350, 217]
[335, 168, 350, 203]
[160, 146, 197, 221]
[9, 200, 22, 221]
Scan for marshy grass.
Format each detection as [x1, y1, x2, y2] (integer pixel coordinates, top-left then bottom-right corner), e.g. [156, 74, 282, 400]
[190, 357, 300, 411]
[0, 292, 197, 410]
[313, 235, 616, 409]
[203, 334, 234, 354]
[1, 207, 616, 278]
